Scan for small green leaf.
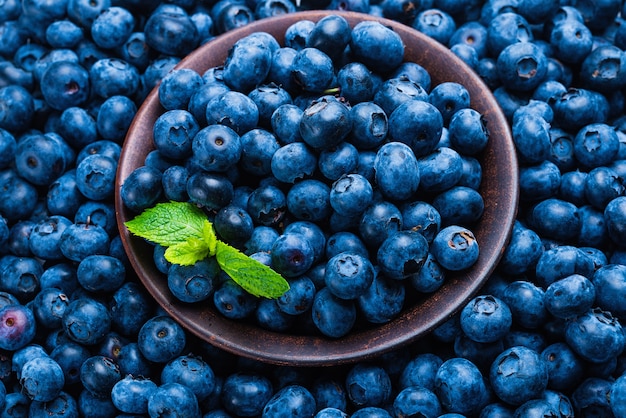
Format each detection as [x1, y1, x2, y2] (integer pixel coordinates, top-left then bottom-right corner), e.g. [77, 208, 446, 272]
[164, 237, 210, 266]
[125, 201, 207, 247]
[202, 220, 218, 257]
[215, 241, 290, 299]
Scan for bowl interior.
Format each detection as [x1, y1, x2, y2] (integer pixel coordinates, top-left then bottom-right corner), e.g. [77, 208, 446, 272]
[115, 10, 518, 366]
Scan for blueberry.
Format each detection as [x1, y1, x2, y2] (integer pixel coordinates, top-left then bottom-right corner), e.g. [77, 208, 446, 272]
[286, 179, 331, 222]
[58, 222, 110, 262]
[270, 142, 316, 184]
[14, 133, 69, 187]
[486, 12, 533, 57]
[374, 142, 420, 201]
[358, 272, 405, 323]
[0, 304, 36, 351]
[222, 34, 272, 93]
[389, 100, 443, 158]
[337, 62, 376, 104]
[434, 357, 490, 415]
[431, 225, 479, 271]
[299, 96, 352, 150]
[345, 363, 391, 408]
[261, 385, 316, 418]
[213, 279, 258, 319]
[62, 297, 111, 345]
[29, 391, 79, 418]
[460, 295, 512, 343]
[147, 382, 201, 418]
[111, 375, 157, 415]
[350, 20, 404, 74]
[490, 346, 549, 406]
[350, 102, 388, 150]
[565, 308, 625, 363]
[544, 274, 596, 319]
[79, 355, 121, 398]
[0, 256, 42, 302]
[19, 357, 64, 402]
[248, 84, 292, 129]
[50, 342, 90, 386]
[89, 58, 139, 99]
[311, 287, 356, 338]
[271, 233, 315, 278]
[359, 200, 403, 248]
[161, 354, 215, 402]
[571, 377, 614, 416]
[204, 91, 258, 135]
[433, 186, 484, 227]
[96, 95, 137, 142]
[549, 20, 593, 65]
[221, 372, 273, 417]
[374, 76, 428, 115]
[143, 9, 199, 56]
[270, 104, 303, 145]
[413, 8, 457, 45]
[137, 315, 186, 364]
[186, 171, 234, 211]
[392, 385, 442, 418]
[501, 280, 548, 329]
[168, 257, 219, 303]
[40, 61, 90, 111]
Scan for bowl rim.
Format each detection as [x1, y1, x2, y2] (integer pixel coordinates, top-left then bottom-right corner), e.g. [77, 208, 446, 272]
[115, 10, 519, 367]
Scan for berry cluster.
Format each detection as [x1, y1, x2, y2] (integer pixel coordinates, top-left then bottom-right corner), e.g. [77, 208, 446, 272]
[121, 16, 487, 338]
[1, 0, 626, 417]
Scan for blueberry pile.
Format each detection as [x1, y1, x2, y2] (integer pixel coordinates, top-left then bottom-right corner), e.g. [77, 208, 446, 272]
[120, 16, 488, 338]
[3, 0, 626, 416]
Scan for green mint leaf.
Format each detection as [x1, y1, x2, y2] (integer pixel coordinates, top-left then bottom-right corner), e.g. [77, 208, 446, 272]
[124, 201, 207, 247]
[215, 241, 290, 299]
[203, 220, 218, 257]
[164, 237, 210, 266]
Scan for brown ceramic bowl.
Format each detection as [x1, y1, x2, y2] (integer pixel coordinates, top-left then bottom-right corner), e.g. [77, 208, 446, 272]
[115, 10, 518, 366]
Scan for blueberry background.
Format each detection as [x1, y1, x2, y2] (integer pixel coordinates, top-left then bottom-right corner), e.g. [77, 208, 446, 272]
[3, 0, 626, 416]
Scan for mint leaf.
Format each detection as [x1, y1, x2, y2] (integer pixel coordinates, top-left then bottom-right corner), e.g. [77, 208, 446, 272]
[215, 241, 290, 299]
[125, 201, 207, 247]
[164, 237, 210, 266]
[202, 220, 218, 257]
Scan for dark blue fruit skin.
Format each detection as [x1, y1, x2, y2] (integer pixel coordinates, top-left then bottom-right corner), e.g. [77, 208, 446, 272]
[79, 355, 121, 398]
[544, 274, 596, 319]
[377, 231, 428, 280]
[350, 20, 404, 74]
[262, 384, 316, 418]
[0, 304, 36, 351]
[311, 287, 356, 338]
[374, 142, 420, 201]
[111, 375, 157, 414]
[392, 385, 441, 418]
[271, 141, 317, 183]
[345, 363, 392, 408]
[20, 356, 65, 402]
[460, 295, 512, 343]
[148, 382, 201, 418]
[299, 97, 352, 150]
[358, 272, 405, 323]
[62, 297, 111, 346]
[431, 225, 479, 271]
[271, 233, 315, 278]
[324, 251, 375, 300]
[221, 373, 273, 417]
[434, 357, 490, 415]
[167, 257, 219, 304]
[565, 308, 625, 363]
[388, 100, 443, 158]
[489, 346, 549, 406]
[137, 315, 186, 364]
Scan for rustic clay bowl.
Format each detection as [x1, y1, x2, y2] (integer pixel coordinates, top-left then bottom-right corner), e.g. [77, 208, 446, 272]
[115, 10, 518, 366]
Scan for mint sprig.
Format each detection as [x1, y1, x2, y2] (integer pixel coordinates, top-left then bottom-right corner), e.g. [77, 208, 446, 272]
[125, 201, 289, 299]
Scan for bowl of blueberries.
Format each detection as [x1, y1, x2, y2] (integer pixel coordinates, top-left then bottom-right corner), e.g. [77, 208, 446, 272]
[115, 10, 518, 366]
